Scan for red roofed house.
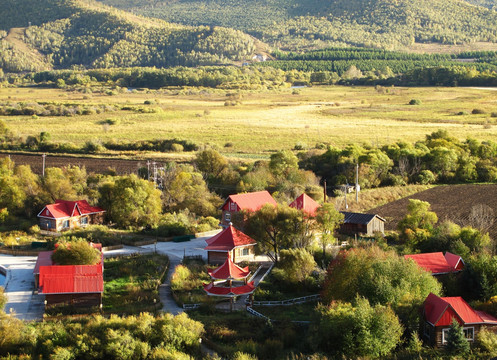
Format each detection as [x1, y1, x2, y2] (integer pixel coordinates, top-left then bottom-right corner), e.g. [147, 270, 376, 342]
[404, 252, 464, 275]
[220, 191, 277, 228]
[289, 193, 320, 216]
[422, 293, 497, 347]
[204, 225, 257, 264]
[37, 200, 105, 232]
[33, 243, 104, 309]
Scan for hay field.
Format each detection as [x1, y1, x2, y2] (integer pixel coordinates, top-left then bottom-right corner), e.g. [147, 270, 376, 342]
[2, 86, 497, 157]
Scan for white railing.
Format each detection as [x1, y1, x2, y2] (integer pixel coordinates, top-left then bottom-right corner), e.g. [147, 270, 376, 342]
[183, 303, 201, 310]
[256, 262, 274, 284]
[246, 306, 270, 321]
[246, 294, 320, 306]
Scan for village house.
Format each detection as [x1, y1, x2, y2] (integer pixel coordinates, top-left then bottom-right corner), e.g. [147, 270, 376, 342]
[289, 193, 320, 216]
[405, 252, 464, 276]
[37, 199, 105, 232]
[33, 243, 104, 309]
[220, 190, 277, 228]
[339, 212, 385, 236]
[422, 293, 497, 347]
[204, 224, 257, 265]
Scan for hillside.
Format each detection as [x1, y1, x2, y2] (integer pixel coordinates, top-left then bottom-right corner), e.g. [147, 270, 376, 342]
[371, 184, 497, 240]
[0, 0, 257, 72]
[98, 0, 497, 50]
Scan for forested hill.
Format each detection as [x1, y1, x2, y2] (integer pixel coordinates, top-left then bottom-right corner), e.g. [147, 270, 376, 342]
[98, 0, 497, 50]
[0, 0, 257, 72]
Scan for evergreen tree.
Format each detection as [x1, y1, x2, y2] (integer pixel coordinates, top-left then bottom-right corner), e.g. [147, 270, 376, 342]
[446, 318, 470, 354]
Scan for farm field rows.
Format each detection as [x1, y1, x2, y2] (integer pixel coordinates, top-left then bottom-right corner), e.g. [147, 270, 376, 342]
[372, 184, 497, 240]
[2, 86, 497, 157]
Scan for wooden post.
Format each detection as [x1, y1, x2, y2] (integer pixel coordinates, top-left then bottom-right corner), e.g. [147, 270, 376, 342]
[230, 298, 233, 312]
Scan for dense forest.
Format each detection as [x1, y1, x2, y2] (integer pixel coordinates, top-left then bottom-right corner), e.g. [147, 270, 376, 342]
[0, 0, 256, 72]
[97, 0, 497, 50]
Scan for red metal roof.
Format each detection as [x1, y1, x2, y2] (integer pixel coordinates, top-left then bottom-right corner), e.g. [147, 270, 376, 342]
[221, 191, 277, 212]
[39, 264, 103, 294]
[203, 281, 255, 297]
[208, 256, 250, 280]
[204, 225, 257, 252]
[444, 252, 464, 270]
[38, 200, 105, 219]
[289, 193, 320, 216]
[404, 252, 463, 275]
[424, 293, 497, 326]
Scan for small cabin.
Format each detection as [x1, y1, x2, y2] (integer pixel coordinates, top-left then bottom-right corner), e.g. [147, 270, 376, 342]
[38, 200, 105, 232]
[422, 293, 497, 347]
[220, 191, 277, 228]
[339, 212, 385, 236]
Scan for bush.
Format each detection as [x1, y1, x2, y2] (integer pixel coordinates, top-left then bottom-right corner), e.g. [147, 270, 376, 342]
[477, 327, 497, 357]
[51, 239, 101, 265]
[409, 99, 421, 105]
[171, 143, 184, 152]
[416, 169, 436, 184]
[472, 108, 486, 114]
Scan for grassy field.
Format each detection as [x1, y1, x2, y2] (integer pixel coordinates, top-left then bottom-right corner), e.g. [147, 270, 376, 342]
[2, 86, 497, 158]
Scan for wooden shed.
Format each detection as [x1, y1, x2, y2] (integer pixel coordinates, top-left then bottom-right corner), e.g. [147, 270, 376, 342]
[339, 212, 385, 236]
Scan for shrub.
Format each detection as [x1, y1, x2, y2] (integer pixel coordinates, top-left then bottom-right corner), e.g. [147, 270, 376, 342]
[51, 239, 101, 265]
[416, 169, 436, 184]
[491, 112, 497, 118]
[409, 99, 421, 105]
[171, 143, 184, 152]
[457, 111, 469, 115]
[472, 108, 486, 114]
[477, 327, 497, 357]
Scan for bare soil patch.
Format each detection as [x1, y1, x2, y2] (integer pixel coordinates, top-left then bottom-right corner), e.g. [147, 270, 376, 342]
[372, 184, 497, 239]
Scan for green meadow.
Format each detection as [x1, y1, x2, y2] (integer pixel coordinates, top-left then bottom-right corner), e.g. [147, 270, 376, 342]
[2, 86, 497, 158]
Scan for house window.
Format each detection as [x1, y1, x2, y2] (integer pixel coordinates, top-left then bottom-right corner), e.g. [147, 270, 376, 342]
[62, 220, 70, 228]
[225, 212, 231, 222]
[46, 209, 49, 216]
[81, 217, 88, 225]
[442, 327, 474, 344]
[463, 327, 474, 341]
[241, 248, 249, 256]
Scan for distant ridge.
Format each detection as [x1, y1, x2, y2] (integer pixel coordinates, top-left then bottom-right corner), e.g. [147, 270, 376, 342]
[0, 0, 258, 72]
[97, 0, 497, 50]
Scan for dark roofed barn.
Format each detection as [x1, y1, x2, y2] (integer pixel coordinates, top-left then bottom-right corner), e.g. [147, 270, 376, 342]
[340, 212, 385, 236]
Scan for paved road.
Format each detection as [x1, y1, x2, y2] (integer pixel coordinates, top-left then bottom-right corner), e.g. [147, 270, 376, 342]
[159, 255, 184, 315]
[0, 254, 44, 321]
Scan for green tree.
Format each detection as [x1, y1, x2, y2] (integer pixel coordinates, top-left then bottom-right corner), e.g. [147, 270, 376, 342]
[311, 297, 403, 358]
[278, 248, 317, 283]
[195, 149, 228, 179]
[41, 167, 78, 203]
[398, 199, 438, 246]
[0, 157, 25, 218]
[316, 203, 344, 260]
[269, 150, 299, 178]
[51, 239, 101, 265]
[106, 174, 162, 228]
[446, 319, 470, 354]
[242, 204, 298, 262]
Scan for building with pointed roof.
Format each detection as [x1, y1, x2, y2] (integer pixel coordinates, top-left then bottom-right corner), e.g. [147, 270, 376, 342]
[204, 225, 257, 264]
[203, 256, 255, 311]
[404, 252, 464, 275]
[339, 211, 385, 236]
[289, 193, 320, 216]
[220, 190, 277, 227]
[422, 293, 497, 347]
[37, 199, 105, 232]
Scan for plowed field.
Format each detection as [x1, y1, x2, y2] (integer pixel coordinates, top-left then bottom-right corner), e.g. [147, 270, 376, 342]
[372, 184, 497, 239]
[0, 153, 146, 175]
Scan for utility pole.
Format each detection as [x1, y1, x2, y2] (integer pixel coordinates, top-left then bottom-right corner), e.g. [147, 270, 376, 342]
[42, 154, 46, 177]
[323, 180, 327, 203]
[344, 180, 348, 210]
[147, 160, 150, 181]
[356, 162, 359, 203]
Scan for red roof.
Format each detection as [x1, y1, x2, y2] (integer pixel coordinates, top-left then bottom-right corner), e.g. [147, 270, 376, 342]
[203, 281, 255, 297]
[221, 191, 277, 212]
[424, 293, 497, 326]
[208, 256, 250, 280]
[404, 252, 463, 275]
[38, 200, 105, 219]
[289, 193, 320, 216]
[204, 225, 257, 252]
[39, 264, 103, 294]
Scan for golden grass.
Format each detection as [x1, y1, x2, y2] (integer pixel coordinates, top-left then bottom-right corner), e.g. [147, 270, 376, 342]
[2, 86, 497, 157]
